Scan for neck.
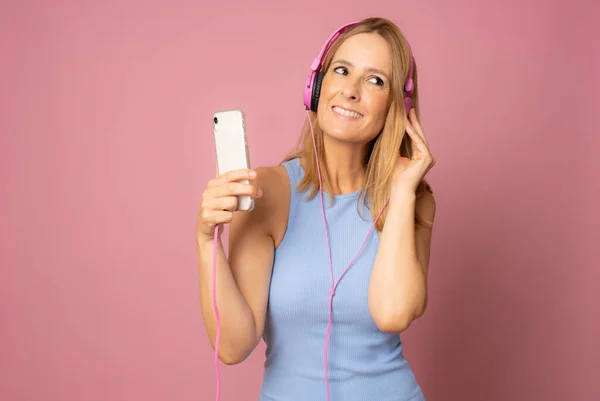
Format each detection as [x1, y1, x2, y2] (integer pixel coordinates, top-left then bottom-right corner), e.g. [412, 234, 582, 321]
[320, 136, 368, 195]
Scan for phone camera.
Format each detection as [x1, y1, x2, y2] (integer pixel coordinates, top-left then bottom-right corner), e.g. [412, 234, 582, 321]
[214, 117, 218, 124]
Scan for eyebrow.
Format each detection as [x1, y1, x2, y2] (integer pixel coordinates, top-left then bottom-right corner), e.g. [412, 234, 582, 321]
[332, 59, 390, 80]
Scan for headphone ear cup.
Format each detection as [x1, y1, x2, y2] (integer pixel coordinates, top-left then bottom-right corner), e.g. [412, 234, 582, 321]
[404, 94, 412, 116]
[311, 71, 325, 112]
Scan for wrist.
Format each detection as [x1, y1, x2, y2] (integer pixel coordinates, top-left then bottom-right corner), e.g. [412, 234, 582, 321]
[196, 232, 218, 247]
[390, 187, 416, 203]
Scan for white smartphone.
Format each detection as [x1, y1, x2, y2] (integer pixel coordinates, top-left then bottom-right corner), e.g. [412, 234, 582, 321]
[212, 109, 254, 211]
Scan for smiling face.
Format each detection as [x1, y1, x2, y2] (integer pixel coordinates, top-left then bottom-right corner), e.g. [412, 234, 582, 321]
[317, 32, 393, 145]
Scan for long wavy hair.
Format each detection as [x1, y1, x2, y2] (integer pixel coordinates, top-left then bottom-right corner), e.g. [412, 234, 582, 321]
[283, 17, 433, 231]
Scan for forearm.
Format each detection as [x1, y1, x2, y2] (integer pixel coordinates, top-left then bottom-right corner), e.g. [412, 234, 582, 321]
[197, 236, 257, 364]
[369, 190, 427, 332]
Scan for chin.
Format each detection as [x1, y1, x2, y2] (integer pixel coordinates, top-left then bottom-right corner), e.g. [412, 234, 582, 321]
[319, 106, 375, 144]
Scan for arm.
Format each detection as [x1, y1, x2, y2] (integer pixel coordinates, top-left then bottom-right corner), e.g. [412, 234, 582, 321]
[368, 188, 436, 333]
[198, 167, 275, 364]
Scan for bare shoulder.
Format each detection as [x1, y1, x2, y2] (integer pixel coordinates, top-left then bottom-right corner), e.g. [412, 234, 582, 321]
[248, 165, 290, 246]
[415, 187, 436, 229]
[252, 165, 289, 210]
[253, 165, 289, 195]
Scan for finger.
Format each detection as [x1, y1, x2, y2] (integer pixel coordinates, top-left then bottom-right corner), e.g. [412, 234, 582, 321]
[408, 109, 429, 146]
[405, 121, 425, 147]
[407, 118, 428, 148]
[405, 123, 430, 157]
[214, 181, 262, 198]
[203, 195, 239, 212]
[201, 209, 235, 226]
[209, 168, 256, 188]
[223, 168, 257, 183]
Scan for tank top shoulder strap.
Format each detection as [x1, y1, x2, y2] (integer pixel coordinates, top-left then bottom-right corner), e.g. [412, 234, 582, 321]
[281, 157, 303, 187]
[279, 157, 303, 236]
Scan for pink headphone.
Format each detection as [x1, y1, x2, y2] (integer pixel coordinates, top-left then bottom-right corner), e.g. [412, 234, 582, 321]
[303, 20, 415, 115]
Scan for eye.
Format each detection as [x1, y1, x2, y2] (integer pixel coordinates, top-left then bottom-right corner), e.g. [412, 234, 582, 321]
[333, 66, 348, 75]
[368, 76, 385, 86]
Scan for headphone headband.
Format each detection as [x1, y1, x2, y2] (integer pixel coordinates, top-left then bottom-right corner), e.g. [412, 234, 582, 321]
[309, 21, 361, 72]
[304, 20, 415, 115]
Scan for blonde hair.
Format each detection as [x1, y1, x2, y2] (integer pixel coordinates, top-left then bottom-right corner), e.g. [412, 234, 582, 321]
[283, 17, 433, 231]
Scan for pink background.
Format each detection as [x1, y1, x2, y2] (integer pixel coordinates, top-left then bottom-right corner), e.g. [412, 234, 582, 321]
[1, 0, 599, 400]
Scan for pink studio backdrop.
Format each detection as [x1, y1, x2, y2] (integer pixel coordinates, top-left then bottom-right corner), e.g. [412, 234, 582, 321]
[1, 1, 599, 400]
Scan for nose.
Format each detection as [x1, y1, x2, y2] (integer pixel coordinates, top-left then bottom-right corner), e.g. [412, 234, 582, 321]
[341, 79, 361, 101]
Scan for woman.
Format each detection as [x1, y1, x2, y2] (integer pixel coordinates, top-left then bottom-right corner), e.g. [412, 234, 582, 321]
[197, 17, 436, 401]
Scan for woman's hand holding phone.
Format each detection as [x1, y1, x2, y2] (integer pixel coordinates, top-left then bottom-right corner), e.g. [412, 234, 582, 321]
[197, 168, 263, 242]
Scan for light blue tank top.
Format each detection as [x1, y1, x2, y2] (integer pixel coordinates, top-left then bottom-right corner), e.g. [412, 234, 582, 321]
[258, 158, 425, 401]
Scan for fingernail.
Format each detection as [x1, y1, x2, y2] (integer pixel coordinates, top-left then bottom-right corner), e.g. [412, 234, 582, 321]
[258, 189, 263, 197]
[249, 170, 256, 178]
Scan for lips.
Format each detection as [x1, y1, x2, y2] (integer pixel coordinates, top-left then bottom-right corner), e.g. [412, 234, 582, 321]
[332, 106, 363, 119]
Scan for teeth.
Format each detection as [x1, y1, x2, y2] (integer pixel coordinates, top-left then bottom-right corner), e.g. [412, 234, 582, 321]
[333, 106, 362, 119]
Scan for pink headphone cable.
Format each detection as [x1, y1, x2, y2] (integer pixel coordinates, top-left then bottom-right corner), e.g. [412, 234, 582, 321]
[210, 111, 389, 401]
[212, 226, 221, 401]
[306, 110, 389, 401]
